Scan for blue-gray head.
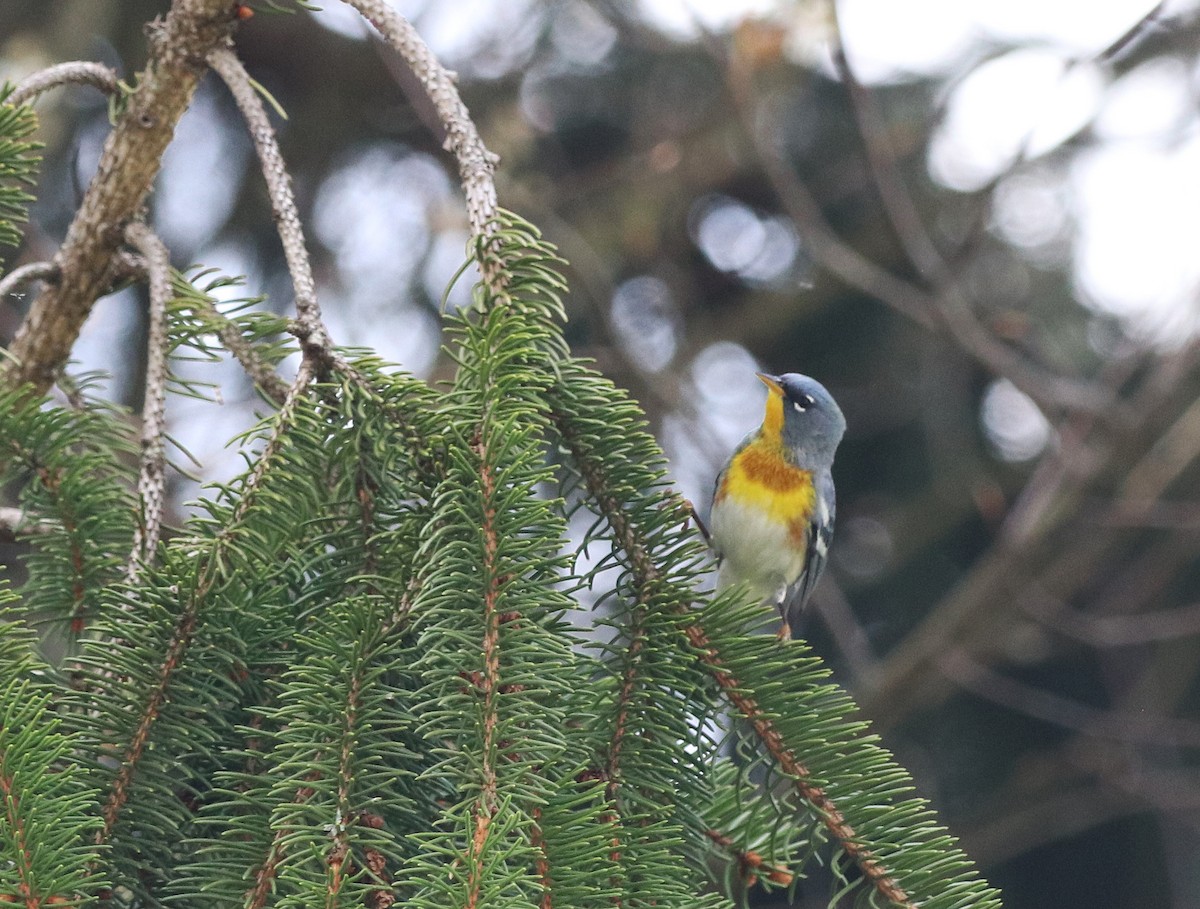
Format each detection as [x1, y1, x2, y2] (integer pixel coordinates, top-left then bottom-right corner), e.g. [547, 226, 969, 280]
[757, 372, 846, 468]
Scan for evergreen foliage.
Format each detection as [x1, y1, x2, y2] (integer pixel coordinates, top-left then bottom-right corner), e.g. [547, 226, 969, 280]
[0, 73, 1002, 902]
[1, 211, 1002, 907]
[0, 86, 40, 248]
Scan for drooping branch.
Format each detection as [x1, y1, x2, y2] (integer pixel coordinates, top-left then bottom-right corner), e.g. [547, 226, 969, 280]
[0, 0, 241, 397]
[703, 827, 794, 889]
[340, 0, 502, 285]
[123, 222, 171, 577]
[8, 61, 120, 107]
[189, 292, 292, 405]
[465, 434, 503, 909]
[207, 45, 332, 367]
[96, 359, 315, 847]
[687, 621, 912, 906]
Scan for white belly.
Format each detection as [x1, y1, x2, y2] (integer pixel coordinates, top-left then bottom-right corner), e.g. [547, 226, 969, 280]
[710, 495, 806, 604]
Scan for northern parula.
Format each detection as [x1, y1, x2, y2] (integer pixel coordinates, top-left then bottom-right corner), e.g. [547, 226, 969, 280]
[710, 372, 845, 639]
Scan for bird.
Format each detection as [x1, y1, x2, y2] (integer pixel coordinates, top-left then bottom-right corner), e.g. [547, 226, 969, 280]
[709, 372, 845, 640]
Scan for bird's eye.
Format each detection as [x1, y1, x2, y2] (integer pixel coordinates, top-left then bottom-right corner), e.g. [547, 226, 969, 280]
[792, 393, 815, 412]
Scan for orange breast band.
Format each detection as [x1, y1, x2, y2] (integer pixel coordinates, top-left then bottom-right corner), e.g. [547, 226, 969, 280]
[716, 442, 816, 524]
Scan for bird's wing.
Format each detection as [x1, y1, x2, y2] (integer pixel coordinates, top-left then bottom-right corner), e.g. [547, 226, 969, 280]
[781, 471, 836, 632]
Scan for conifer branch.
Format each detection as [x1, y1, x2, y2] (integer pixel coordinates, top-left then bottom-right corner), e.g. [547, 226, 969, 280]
[340, 0, 502, 285]
[530, 808, 554, 909]
[0, 261, 56, 305]
[684, 623, 912, 907]
[98, 569, 210, 845]
[188, 292, 292, 405]
[116, 251, 294, 405]
[207, 46, 333, 369]
[605, 621, 646, 802]
[466, 433, 502, 909]
[0, 747, 36, 907]
[5, 454, 88, 633]
[247, 779, 320, 909]
[97, 360, 315, 848]
[8, 61, 119, 107]
[123, 222, 171, 578]
[1, 0, 243, 397]
[549, 394, 914, 909]
[327, 668, 362, 904]
[703, 827, 794, 888]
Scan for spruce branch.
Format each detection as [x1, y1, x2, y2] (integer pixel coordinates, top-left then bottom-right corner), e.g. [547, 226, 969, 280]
[0, 729, 37, 906]
[684, 622, 911, 906]
[703, 828, 794, 889]
[0, 0, 243, 396]
[0, 389, 135, 634]
[207, 45, 333, 368]
[546, 369, 936, 909]
[340, 0, 502, 285]
[0, 97, 41, 249]
[94, 360, 315, 850]
[182, 284, 292, 405]
[466, 433, 503, 909]
[7, 61, 120, 107]
[123, 222, 171, 578]
[119, 254, 294, 405]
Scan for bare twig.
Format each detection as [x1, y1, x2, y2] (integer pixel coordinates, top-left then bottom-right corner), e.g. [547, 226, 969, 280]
[861, 353, 1142, 726]
[340, 0, 501, 282]
[1116, 391, 1200, 508]
[207, 45, 332, 367]
[939, 650, 1200, 748]
[0, 0, 241, 397]
[812, 576, 879, 685]
[0, 261, 58, 307]
[8, 61, 120, 107]
[825, 22, 1112, 418]
[123, 222, 171, 577]
[1022, 590, 1200, 647]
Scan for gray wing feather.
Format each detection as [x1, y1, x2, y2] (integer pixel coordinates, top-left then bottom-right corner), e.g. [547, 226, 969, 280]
[781, 471, 836, 633]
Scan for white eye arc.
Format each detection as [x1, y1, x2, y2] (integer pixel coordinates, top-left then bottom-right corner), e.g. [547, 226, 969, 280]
[792, 394, 815, 413]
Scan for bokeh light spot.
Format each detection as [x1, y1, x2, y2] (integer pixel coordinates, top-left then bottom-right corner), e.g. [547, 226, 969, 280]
[610, 275, 680, 373]
[981, 378, 1051, 462]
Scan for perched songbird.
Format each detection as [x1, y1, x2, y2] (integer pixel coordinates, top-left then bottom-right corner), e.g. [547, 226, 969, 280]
[710, 372, 845, 639]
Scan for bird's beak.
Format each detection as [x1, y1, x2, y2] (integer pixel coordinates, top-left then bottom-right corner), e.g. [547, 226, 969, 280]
[756, 372, 784, 395]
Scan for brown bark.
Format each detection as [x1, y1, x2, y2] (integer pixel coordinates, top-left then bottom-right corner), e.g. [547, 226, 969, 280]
[1, 0, 240, 397]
